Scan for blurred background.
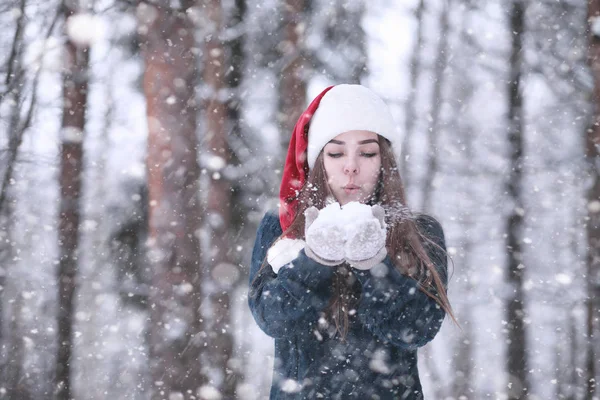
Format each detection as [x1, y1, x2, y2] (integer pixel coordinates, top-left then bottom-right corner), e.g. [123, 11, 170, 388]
[0, 0, 598, 399]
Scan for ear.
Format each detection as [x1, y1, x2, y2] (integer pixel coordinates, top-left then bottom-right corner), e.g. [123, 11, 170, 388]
[304, 206, 319, 227]
[371, 204, 386, 228]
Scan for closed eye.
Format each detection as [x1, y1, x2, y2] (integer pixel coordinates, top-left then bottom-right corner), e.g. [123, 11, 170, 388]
[326, 152, 343, 158]
[361, 152, 378, 158]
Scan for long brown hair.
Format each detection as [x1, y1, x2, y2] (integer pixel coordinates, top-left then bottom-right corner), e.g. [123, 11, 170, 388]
[263, 136, 455, 338]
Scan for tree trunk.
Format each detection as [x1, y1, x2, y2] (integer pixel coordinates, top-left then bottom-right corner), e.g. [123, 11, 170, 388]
[0, 0, 27, 214]
[225, 0, 249, 390]
[586, 1, 600, 398]
[452, 237, 474, 398]
[319, 0, 367, 84]
[1, 0, 57, 214]
[1, 80, 25, 400]
[422, 0, 450, 213]
[0, 0, 27, 386]
[56, 2, 90, 398]
[3, 296, 32, 400]
[225, 0, 247, 195]
[343, 0, 367, 84]
[201, 0, 239, 396]
[139, 2, 204, 398]
[421, 346, 444, 399]
[400, 0, 425, 188]
[449, 4, 475, 397]
[555, 311, 577, 400]
[279, 0, 307, 152]
[450, 97, 475, 400]
[505, 1, 529, 399]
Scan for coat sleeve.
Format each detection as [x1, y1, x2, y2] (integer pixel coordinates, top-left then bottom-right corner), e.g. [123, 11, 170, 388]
[248, 212, 335, 339]
[354, 215, 448, 350]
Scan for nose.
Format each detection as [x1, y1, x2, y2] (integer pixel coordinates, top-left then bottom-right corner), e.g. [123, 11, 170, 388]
[344, 157, 359, 175]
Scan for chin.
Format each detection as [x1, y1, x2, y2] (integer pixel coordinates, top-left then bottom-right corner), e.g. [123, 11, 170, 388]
[339, 195, 366, 206]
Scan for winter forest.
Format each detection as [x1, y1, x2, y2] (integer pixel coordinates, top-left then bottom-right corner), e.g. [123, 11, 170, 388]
[0, 0, 599, 399]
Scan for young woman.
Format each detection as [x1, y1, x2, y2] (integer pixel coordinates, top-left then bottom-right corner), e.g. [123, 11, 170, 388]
[248, 84, 453, 400]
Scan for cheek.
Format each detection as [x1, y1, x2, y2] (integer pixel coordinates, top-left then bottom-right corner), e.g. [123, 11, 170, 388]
[323, 159, 341, 180]
[366, 161, 381, 183]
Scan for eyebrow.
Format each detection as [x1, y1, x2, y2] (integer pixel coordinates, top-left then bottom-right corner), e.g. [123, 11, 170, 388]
[328, 139, 380, 145]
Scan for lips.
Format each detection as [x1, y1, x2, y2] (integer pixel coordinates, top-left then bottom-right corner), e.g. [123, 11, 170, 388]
[343, 184, 360, 193]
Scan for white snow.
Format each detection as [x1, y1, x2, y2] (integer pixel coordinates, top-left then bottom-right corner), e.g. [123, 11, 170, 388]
[24, 36, 62, 72]
[5, 0, 591, 398]
[10, 6, 22, 20]
[60, 127, 84, 143]
[135, 3, 159, 26]
[592, 16, 600, 37]
[306, 202, 387, 263]
[280, 379, 302, 393]
[316, 201, 385, 231]
[554, 273, 572, 286]
[370, 262, 389, 278]
[315, 201, 372, 225]
[588, 200, 600, 213]
[306, 202, 384, 260]
[369, 349, 391, 374]
[66, 13, 105, 46]
[211, 262, 241, 287]
[198, 386, 222, 400]
[206, 154, 227, 171]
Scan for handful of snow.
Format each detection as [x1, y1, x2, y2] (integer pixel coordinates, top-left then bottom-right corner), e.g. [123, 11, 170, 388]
[304, 203, 347, 263]
[308, 201, 382, 229]
[267, 202, 388, 273]
[304, 202, 387, 267]
[342, 202, 387, 268]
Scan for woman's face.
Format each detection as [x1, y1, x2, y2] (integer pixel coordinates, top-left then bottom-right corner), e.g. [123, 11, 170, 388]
[322, 130, 382, 206]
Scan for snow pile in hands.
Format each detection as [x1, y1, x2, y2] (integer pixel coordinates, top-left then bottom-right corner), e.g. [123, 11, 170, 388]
[308, 201, 386, 264]
[304, 202, 347, 262]
[268, 202, 388, 273]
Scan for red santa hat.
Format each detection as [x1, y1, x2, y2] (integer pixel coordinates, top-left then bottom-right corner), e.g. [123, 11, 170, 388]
[279, 84, 399, 232]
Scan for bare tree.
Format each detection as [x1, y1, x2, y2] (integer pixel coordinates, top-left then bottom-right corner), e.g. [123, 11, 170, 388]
[585, 1, 600, 398]
[224, 0, 247, 215]
[0, 0, 56, 216]
[200, 0, 239, 396]
[451, 244, 475, 399]
[310, 0, 367, 84]
[224, 0, 253, 390]
[422, 0, 451, 213]
[505, 1, 530, 398]
[3, 296, 31, 399]
[418, 6, 453, 396]
[447, 3, 476, 397]
[0, 0, 26, 217]
[56, 1, 90, 398]
[0, 2, 27, 386]
[225, 0, 247, 169]
[401, 0, 425, 187]
[279, 0, 307, 151]
[138, 1, 204, 398]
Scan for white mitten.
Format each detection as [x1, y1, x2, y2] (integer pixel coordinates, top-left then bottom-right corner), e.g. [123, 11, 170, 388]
[343, 203, 387, 270]
[304, 203, 346, 266]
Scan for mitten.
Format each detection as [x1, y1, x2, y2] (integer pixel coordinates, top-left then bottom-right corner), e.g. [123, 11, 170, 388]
[304, 204, 346, 266]
[344, 204, 387, 270]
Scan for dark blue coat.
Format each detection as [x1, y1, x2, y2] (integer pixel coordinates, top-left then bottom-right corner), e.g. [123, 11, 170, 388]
[248, 210, 448, 400]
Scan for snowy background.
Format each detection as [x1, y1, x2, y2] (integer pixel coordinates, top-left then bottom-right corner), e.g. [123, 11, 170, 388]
[0, 0, 596, 399]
